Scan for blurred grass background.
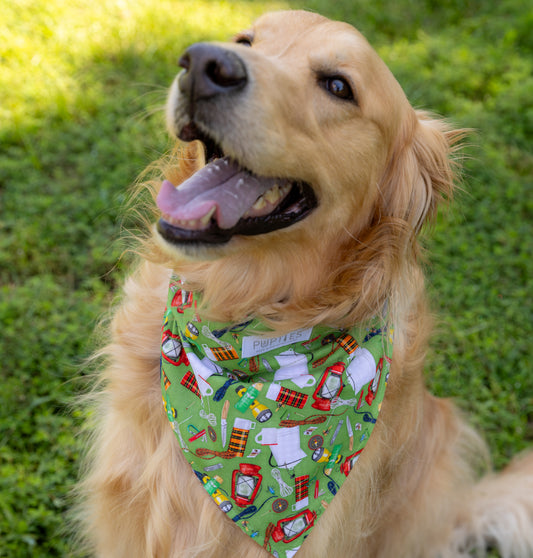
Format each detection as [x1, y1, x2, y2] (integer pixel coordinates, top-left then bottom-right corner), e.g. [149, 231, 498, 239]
[0, 0, 531, 555]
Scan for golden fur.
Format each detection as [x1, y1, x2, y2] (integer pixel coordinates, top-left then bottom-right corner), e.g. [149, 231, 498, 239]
[77, 10, 533, 558]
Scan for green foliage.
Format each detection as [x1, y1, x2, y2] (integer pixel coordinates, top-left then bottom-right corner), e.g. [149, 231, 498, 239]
[1, 0, 531, 555]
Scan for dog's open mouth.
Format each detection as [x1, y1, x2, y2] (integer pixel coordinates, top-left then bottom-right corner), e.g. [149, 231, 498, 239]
[156, 134, 317, 245]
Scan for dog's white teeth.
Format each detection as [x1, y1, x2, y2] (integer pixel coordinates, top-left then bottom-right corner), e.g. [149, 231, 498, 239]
[247, 183, 292, 217]
[252, 196, 268, 211]
[264, 185, 281, 204]
[253, 183, 289, 209]
[199, 207, 216, 227]
[164, 206, 216, 231]
[279, 183, 291, 197]
[176, 219, 201, 229]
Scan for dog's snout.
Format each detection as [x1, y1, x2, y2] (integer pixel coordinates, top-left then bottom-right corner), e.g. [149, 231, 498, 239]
[178, 43, 247, 101]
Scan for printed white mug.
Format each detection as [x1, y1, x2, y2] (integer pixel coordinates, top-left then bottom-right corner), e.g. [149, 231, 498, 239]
[345, 347, 376, 394]
[255, 426, 306, 469]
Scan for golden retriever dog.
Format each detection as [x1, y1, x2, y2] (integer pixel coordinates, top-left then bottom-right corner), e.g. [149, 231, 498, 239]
[78, 10, 533, 558]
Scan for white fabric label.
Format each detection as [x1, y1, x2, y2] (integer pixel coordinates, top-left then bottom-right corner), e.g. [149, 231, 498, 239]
[241, 328, 313, 358]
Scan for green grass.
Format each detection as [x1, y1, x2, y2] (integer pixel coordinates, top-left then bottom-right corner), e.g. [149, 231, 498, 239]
[1, 0, 531, 555]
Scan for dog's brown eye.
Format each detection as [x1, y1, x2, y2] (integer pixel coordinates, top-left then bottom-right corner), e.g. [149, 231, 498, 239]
[326, 78, 353, 99]
[235, 34, 253, 47]
[324, 77, 354, 100]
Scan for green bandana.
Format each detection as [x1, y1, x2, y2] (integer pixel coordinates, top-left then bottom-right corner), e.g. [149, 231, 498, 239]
[160, 275, 392, 557]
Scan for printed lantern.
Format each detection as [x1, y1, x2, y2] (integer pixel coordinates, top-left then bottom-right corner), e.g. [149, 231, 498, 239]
[171, 288, 193, 311]
[311, 362, 345, 410]
[271, 509, 317, 543]
[231, 463, 263, 507]
[161, 332, 183, 364]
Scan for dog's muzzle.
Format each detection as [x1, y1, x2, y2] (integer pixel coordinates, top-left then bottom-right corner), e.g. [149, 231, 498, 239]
[157, 43, 318, 246]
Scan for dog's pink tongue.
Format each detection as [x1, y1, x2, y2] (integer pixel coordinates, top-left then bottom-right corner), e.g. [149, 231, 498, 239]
[156, 157, 278, 230]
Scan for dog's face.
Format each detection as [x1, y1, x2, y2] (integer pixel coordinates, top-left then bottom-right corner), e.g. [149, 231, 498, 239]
[157, 10, 440, 261]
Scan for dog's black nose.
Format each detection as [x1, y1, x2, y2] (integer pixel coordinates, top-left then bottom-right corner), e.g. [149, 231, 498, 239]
[178, 43, 247, 101]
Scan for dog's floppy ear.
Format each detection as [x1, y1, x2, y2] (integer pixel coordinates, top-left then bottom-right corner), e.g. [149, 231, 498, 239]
[379, 110, 465, 233]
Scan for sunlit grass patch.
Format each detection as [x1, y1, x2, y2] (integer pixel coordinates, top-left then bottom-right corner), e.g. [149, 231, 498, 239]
[0, 0, 287, 131]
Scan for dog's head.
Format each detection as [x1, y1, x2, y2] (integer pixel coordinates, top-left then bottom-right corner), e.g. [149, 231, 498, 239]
[153, 10, 463, 326]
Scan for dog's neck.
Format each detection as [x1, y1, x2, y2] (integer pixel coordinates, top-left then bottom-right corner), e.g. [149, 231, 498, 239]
[151, 225, 406, 334]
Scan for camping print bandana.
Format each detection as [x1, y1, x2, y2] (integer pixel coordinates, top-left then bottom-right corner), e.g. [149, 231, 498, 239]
[160, 275, 393, 557]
